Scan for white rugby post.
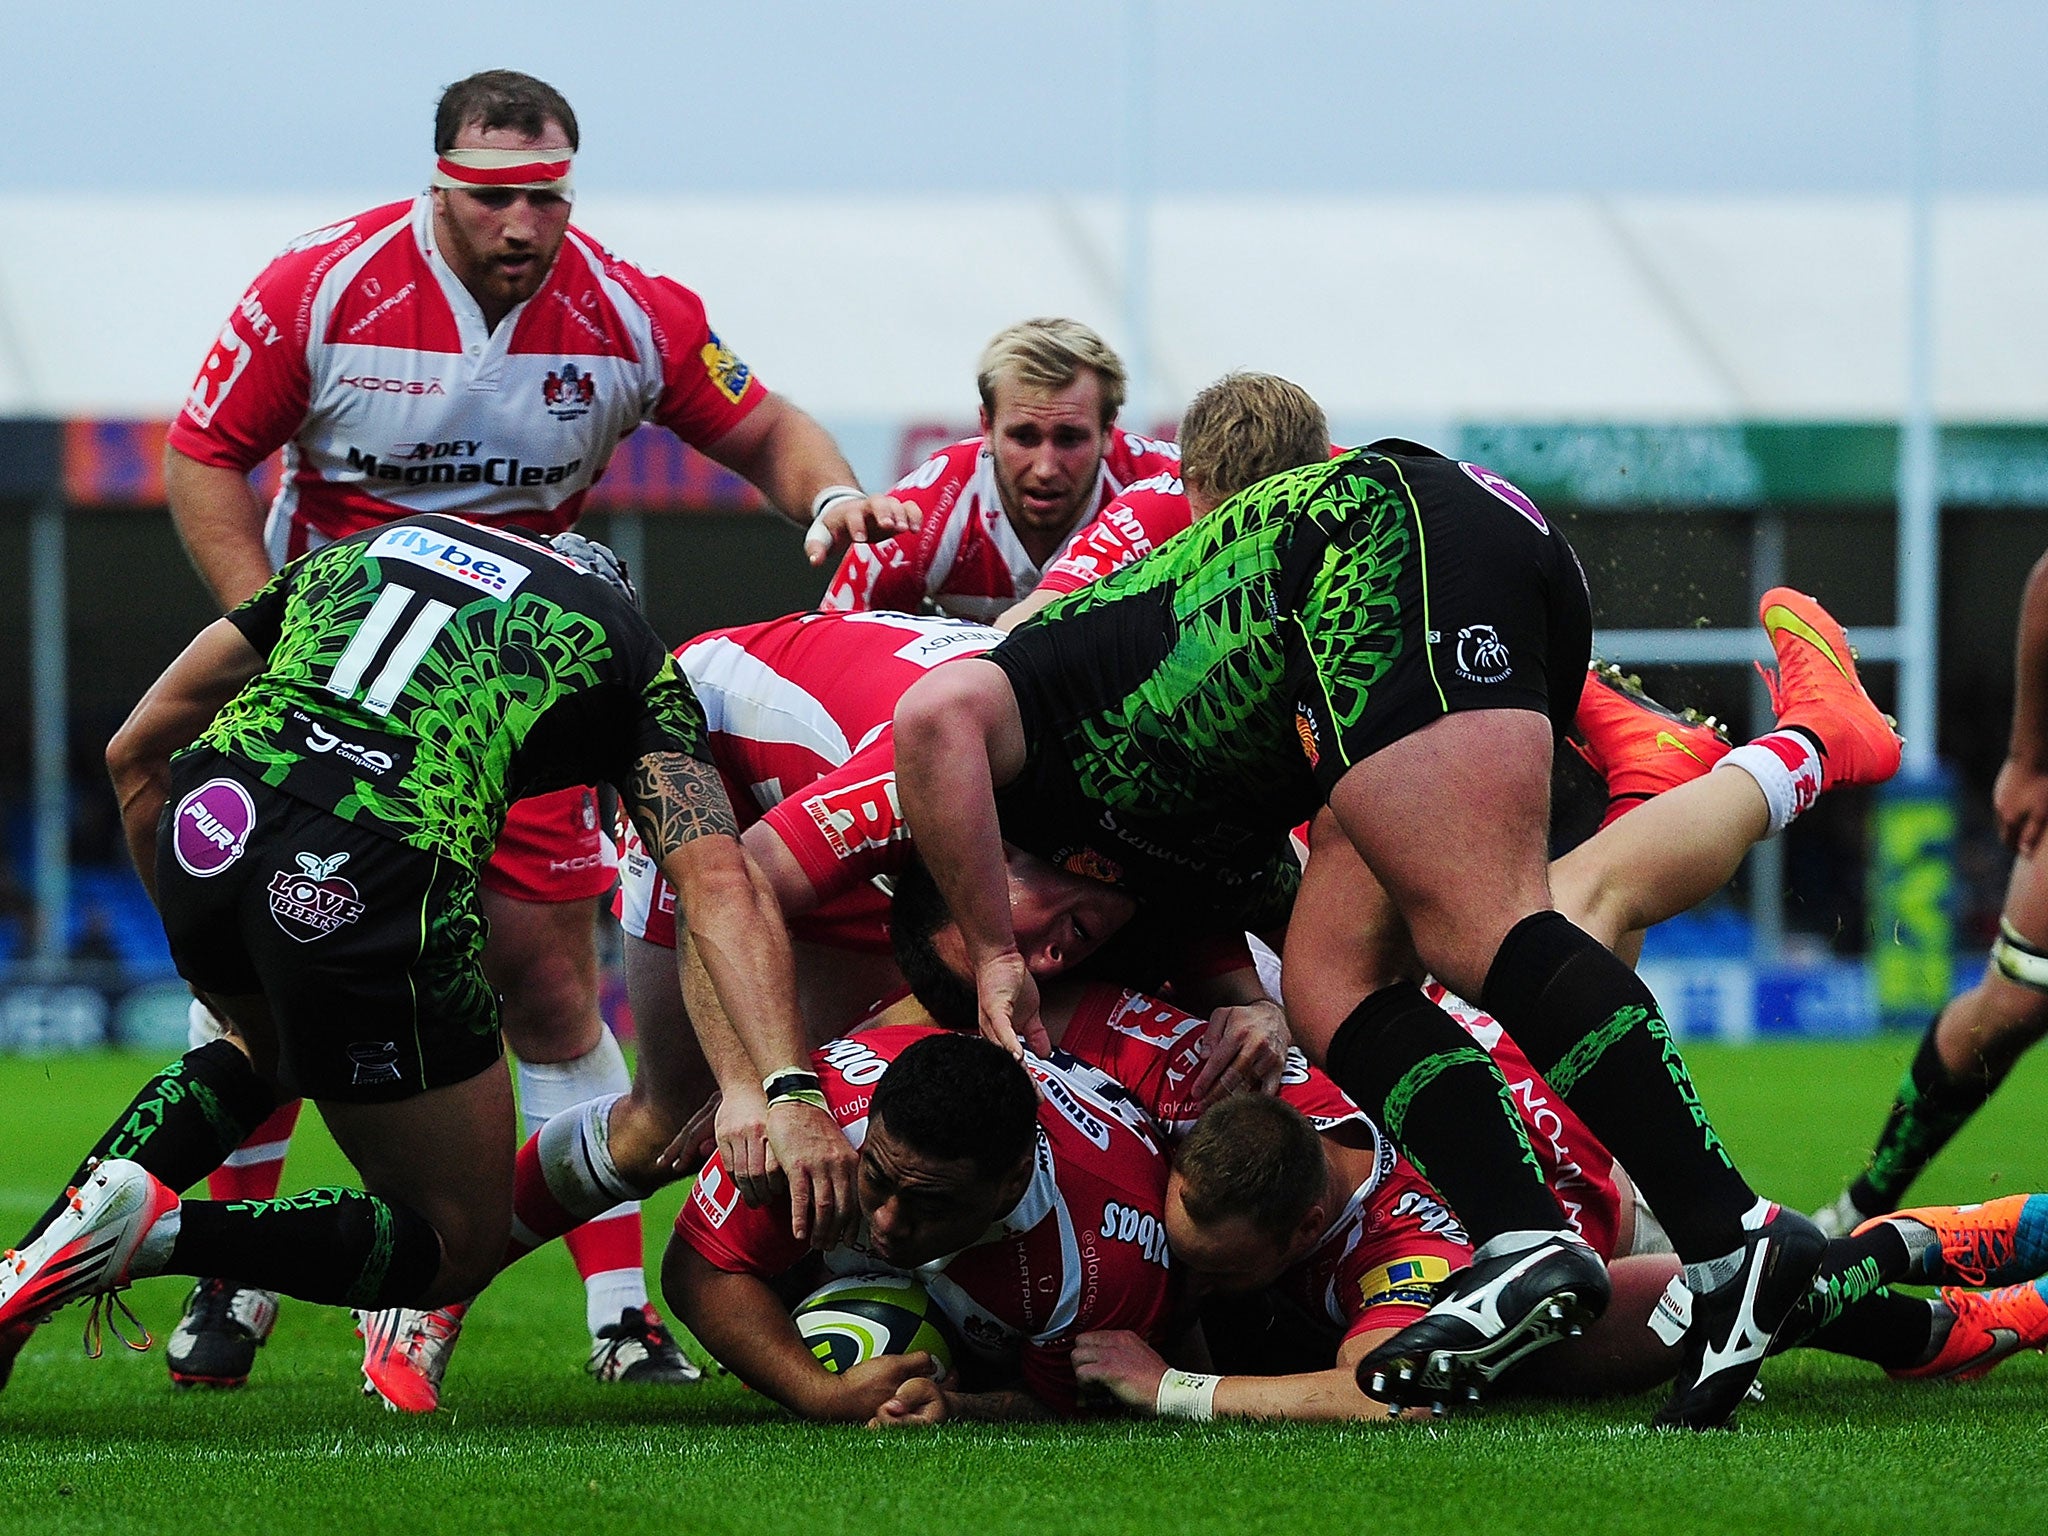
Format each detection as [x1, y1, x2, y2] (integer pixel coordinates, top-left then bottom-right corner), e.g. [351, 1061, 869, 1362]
[1120, 0, 1155, 426]
[1894, 0, 1941, 770]
[30, 492, 68, 975]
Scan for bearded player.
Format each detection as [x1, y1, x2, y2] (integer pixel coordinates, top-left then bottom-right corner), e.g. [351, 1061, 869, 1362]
[158, 69, 908, 1393]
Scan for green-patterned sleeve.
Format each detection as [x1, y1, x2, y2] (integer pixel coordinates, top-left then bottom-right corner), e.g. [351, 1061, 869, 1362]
[631, 654, 714, 766]
[222, 565, 294, 660]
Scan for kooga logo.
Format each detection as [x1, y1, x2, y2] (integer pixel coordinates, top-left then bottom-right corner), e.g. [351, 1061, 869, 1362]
[366, 525, 532, 599]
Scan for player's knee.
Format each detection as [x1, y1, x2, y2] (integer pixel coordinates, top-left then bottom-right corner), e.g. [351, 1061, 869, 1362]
[494, 947, 602, 1053]
[1411, 907, 1540, 1004]
[604, 1092, 680, 1188]
[419, 1209, 511, 1307]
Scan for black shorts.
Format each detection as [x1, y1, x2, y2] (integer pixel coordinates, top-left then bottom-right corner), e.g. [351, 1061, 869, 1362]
[1280, 443, 1593, 796]
[156, 749, 501, 1102]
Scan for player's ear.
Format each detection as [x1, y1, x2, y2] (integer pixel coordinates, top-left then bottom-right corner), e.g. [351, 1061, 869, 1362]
[994, 1153, 1034, 1211]
[1291, 1204, 1326, 1254]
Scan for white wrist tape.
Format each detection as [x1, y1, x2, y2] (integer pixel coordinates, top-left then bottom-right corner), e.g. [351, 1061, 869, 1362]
[809, 484, 865, 522]
[1154, 1368, 1220, 1420]
[804, 485, 865, 558]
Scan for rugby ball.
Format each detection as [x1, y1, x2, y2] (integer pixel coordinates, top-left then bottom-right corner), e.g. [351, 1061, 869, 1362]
[793, 1274, 955, 1375]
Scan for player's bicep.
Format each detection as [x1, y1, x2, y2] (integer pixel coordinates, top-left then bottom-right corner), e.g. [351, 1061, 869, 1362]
[626, 751, 741, 864]
[167, 286, 311, 470]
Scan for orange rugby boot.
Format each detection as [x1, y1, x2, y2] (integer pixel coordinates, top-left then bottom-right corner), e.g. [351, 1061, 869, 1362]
[1891, 1281, 2048, 1382]
[358, 1300, 468, 1413]
[1568, 661, 1730, 825]
[0, 1160, 178, 1349]
[1755, 588, 1903, 790]
[1856, 1193, 2048, 1290]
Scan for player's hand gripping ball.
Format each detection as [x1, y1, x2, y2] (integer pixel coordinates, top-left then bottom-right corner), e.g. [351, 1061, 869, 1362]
[793, 1274, 956, 1376]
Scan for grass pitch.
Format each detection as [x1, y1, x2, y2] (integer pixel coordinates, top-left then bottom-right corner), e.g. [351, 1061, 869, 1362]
[3, 1038, 2046, 1536]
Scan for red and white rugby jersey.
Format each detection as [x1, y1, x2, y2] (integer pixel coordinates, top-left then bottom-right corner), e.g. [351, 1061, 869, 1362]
[677, 1024, 1177, 1414]
[820, 431, 1182, 621]
[1423, 980, 1625, 1260]
[1055, 983, 1376, 1145]
[614, 610, 1005, 954]
[1282, 1162, 1475, 1344]
[1033, 473, 1192, 599]
[168, 197, 766, 562]
[1049, 984, 1473, 1345]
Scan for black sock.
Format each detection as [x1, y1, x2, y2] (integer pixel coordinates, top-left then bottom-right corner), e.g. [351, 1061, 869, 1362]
[1850, 1018, 2004, 1214]
[168, 1189, 443, 1309]
[1324, 983, 1565, 1245]
[1774, 1228, 1916, 1349]
[1479, 911, 1755, 1261]
[22, 1040, 277, 1246]
[1795, 1289, 1937, 1372]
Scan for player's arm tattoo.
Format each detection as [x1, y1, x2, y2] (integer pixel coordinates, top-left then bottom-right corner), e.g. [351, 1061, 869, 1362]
[627, 751, 740, 860]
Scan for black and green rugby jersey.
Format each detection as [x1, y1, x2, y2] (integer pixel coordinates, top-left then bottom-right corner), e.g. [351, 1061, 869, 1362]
[195, 514, 709, 873]
[985, 445, 1433, 928]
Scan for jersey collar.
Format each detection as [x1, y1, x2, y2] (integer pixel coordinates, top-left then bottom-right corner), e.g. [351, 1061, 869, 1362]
[411, 193, 562, 341]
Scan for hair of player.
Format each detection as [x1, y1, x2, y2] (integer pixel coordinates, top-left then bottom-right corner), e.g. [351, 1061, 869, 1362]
[435, 70, 581, 154]
[977, 318, 1128, 429]
[1176, 1093, 1326, 1238]
[1176, 371, 1329, 507]
[888, 853, 980, 1034]
[870, 1032, 1040, 1179]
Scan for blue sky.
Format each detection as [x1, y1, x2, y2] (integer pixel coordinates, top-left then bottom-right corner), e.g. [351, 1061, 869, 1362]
[12, 0, 2043, 196]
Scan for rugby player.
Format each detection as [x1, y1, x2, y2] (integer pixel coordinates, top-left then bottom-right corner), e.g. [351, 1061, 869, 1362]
[994, 369, 1331, 632]
[890, 436, 1905, 1428]
[0, 519, 837, 1394]
[1817, 549, 2048, 1236]
[478, 610, 1287, 1413]
[161, 69, 905, 1389]
[821, 319, 1182, 620]
[665, 1028, 1178, 1422]
[1074, 1094, 2048, 1422]
[1043, 661, 2035, 1417]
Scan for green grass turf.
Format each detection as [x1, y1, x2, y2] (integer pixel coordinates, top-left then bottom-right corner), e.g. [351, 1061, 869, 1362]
[2, 1038, 2046, 1535]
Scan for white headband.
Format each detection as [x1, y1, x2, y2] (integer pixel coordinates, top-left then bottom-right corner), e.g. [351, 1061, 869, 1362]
[431, 146, 574, 198]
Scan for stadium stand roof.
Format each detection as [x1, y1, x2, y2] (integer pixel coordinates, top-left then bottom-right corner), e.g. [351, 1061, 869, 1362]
[4, 193, 2046, 432]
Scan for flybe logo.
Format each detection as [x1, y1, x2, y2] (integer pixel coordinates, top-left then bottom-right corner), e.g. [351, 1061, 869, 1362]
[366, 525, 531, 599]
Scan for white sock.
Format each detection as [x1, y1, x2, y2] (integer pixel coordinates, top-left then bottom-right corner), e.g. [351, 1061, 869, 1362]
[519, 1033, 640, 1226]
[535, 1093, 647, 1221]
[517, 1029, 632, 1136]
[1683, 1196, 1777, 1294]
[582, 1264, 647, 1336]
[187, 997, 227, 1050]
[1715, 732, 1823, 837]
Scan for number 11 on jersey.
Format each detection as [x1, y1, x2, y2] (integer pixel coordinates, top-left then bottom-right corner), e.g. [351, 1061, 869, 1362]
[324, 583, 456, 715]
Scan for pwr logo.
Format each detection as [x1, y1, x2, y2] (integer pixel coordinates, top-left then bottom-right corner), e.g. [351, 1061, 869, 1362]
[184, 319, 253, 428]
[802, 774, 905, 859]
